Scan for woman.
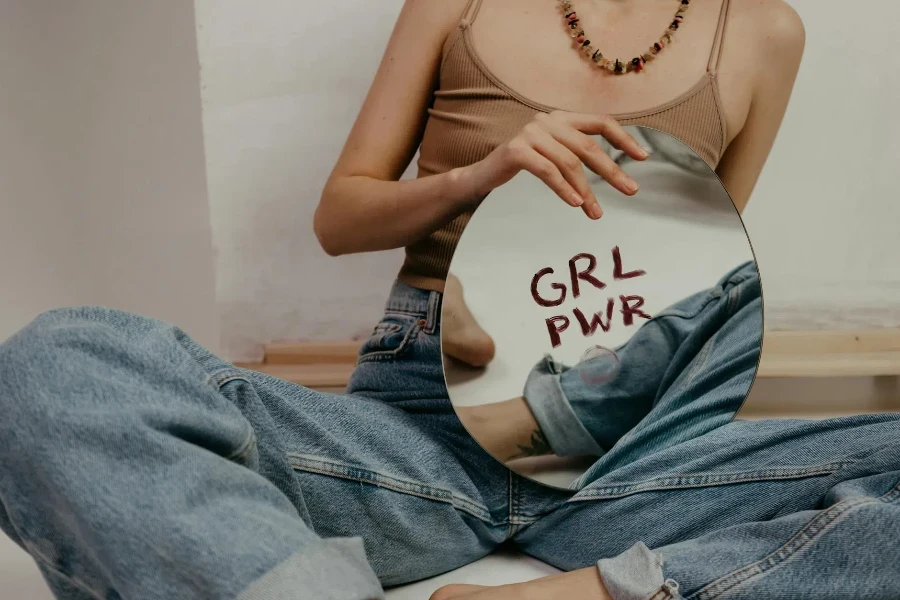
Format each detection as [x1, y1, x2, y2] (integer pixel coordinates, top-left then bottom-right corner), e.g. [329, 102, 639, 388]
[316, 0, 803, 367]
[315, 0, 896, 597]
[1, 2, 898, 600]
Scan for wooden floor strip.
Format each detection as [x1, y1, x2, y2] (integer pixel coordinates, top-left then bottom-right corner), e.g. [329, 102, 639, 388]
[236, 330, 900, 388]
[233, 362, 356, 388]
[264, 341, 361, 365]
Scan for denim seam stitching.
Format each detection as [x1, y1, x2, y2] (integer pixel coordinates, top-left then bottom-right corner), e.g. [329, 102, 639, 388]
[380, 309, 428, 318]
[689, 480, 900, 600]
[286, 453, 495, 523]
[506, 475, 540, 528]
[356, 322, 422, 364]
[226, 425, 258, 464]
[662, 333, 715, 403]
[211, 370, 252, 388]
[505, 473, 515, 538]
[649, 583, 679, 600]
[724, 281, 743, 316]
[569, 462, 852, 501]
[425, 291, 441, 334]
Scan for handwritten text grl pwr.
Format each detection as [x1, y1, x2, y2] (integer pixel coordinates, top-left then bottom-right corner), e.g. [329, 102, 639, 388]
[530, 246, 651, 348]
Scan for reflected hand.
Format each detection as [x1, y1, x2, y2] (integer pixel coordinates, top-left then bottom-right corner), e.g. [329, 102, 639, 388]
[429, 567, 612, 600]
[460, 111, 649, 220]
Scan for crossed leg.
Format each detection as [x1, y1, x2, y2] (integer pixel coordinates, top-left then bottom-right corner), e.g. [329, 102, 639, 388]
[515, 414, 900, 599]
[0, 307, 511, 599]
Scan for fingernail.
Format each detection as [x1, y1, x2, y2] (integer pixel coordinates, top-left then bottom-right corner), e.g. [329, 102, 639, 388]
[589, 203, 603, 219]
[640, 146, 651, 158]
[625, 179, 639, 193]
[571, 192, 584, 206]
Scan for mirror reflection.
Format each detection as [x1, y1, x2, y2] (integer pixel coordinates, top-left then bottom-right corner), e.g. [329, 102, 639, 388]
[442, 126, 762, 489]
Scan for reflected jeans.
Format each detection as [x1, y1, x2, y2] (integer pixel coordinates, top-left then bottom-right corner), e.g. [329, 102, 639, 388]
[524, 261, 764, 487]
[0, 277, 898, 600]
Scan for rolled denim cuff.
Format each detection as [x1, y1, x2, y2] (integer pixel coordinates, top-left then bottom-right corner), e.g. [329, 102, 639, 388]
[238, 537, 384, 600]
[522, 355, 605, 458]
[597, 542, 682, 600]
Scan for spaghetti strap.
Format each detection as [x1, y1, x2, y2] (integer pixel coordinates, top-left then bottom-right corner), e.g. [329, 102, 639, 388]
[707, 0, 731, 74]
[460, 0, 486, 26]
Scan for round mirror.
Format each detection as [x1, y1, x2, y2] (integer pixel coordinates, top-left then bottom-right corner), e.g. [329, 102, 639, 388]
[442, 126, 763, 490]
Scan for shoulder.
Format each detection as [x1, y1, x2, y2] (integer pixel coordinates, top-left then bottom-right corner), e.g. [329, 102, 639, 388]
[396, 0, 472, 35]
[732, 0, 805, 55]
[382, 0, 474, 61]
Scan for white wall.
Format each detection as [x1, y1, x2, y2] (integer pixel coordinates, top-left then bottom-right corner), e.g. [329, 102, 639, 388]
[0, 0, 218, 350]
[195, 0, 900, 362]
[195, 0, 411, 362]
[742, 0, 900, 331]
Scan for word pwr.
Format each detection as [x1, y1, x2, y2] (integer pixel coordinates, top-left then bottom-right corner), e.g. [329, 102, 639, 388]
[530, 246, 651, 348]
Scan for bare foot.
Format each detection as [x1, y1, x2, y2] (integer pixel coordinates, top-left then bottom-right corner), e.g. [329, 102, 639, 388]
[430, 567, 612, 600]
[442, 273, 496, 367]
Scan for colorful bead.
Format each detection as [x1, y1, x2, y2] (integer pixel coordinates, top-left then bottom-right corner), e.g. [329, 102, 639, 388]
[560, 0, 687, 75]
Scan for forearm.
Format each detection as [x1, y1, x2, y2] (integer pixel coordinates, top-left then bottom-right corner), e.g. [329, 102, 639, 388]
[315, 167, 476, 256]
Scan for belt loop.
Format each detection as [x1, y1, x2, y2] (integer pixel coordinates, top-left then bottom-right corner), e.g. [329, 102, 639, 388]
[424, 290, 441, 334]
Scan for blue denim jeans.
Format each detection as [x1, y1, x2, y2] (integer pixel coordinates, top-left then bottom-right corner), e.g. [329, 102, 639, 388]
[1, 278, 898, 600]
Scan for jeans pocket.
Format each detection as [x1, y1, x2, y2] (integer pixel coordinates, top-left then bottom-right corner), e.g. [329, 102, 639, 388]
[357, 311, 423, 364]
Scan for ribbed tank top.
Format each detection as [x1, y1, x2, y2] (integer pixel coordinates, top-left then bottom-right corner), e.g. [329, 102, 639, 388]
[399, 0, 732, 292]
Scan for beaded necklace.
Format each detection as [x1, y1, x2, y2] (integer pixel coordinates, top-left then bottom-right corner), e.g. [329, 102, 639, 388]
[559, 0, 691, 74]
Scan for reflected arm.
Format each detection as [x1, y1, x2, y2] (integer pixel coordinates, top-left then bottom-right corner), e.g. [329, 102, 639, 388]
[454, 398, 551, 463]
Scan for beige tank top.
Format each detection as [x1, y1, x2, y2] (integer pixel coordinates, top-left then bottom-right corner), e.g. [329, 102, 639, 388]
[399, 0, 732, 292]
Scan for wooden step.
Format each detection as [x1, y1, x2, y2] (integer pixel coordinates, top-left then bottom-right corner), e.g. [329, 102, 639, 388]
[264, 341, 361, 365]
[758, 329, 900, 378]
[233, 362, 356, 389]
[237, 329, 900, 388]
[762, 329, 900, 355]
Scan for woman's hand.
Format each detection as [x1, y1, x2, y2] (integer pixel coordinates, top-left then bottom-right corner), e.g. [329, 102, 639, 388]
[458, 111, 650, 220]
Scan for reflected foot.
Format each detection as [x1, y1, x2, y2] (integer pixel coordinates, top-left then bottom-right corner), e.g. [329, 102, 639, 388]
[442, 273, 496, 367]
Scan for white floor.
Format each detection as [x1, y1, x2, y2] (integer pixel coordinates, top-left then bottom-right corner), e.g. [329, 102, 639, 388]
[0, 536, 54, 599]
[0, 534, 555, 598]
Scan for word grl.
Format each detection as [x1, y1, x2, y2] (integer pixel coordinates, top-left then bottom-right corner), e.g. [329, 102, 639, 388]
[530, 246, 651, 348]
